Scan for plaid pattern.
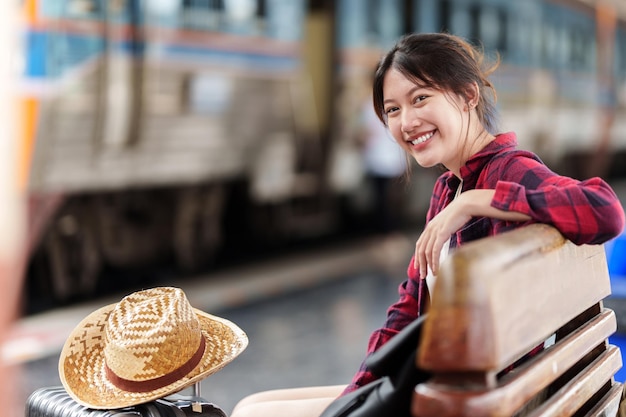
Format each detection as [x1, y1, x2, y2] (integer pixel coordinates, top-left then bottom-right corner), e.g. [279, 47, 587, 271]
[343, 132, 625, 394]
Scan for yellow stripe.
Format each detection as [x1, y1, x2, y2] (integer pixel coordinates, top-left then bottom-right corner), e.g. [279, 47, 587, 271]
[18, 98, 37, 190]
[23, 0, 37, 25]
[18, 1, 38, 189]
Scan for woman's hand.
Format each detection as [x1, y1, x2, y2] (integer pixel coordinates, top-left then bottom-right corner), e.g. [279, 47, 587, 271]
[414, 193, 473, 278]
[414, 189, 531, 277]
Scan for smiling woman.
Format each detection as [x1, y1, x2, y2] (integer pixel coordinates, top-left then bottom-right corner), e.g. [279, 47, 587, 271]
[380, 69, 492, 174]
[374, 33, 500, 177]
[371, 32, 624, 281]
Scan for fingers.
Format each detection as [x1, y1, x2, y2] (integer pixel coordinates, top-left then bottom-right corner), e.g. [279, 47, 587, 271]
[415, 238, 426, 279]
[430, 239, 441, 276]
[414, 197, 469, 279]
[415, 231, 428, 279]
[415, 230, 445, 279]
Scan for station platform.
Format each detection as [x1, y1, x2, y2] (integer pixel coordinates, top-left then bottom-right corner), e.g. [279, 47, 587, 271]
[4, 233, 414, 366]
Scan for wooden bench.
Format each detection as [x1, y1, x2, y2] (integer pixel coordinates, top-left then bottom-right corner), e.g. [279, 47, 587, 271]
[412, 223, 624, 417]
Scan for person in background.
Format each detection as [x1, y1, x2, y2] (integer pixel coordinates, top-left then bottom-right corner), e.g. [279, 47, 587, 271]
[229, 32, 626, 417]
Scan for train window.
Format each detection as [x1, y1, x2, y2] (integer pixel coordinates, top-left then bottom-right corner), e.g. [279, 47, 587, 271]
[39, 0, 105, 78]
[175, 0, 301, 39]
[529, 21, 543, 67]
[337, 0, 405, 49]
[66, 0, 101, 17]
[265, 0, 306, 41]
[108, 0, 126, 15]
[41, 0, 101, 19]
[541, 26, 560, 69]
[182, 0, 225, 9]
[480, 8, 500, 50]
[376, 0, 405, 47]
[568, 26, 593, 70]
[179, 0, 264, 35]
[224, 0, 258, 23]
[464, 3, 507, 56]
[105, 0, 142, 24]
[145, 0, 180, 28]
[468, 4, 480, 44]
[224, 0, 263, 35]
[178, 0, 226, 31]
[337, 0, 361, 47]
[413, 0, 509, 56]
[510, 15, 533, 66]
[40, 1, 63, 18]
[145, 0, 179, 17]
[496, 8, 508, 53]
[439, 0, 451, 33]
[615, 31, 626, 81]
[449, 4, 471, 40]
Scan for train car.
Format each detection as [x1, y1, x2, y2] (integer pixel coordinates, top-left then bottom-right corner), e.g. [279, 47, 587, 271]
[21, 0, 343, 306]
[19, 0, 626, 309]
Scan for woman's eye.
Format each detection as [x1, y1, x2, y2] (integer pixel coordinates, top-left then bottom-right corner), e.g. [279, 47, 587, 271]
[384, 106, 399, 115]
[413, 95, 428, 104]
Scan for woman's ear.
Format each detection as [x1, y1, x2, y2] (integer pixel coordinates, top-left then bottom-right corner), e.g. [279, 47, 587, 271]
[464, 82, 480, 110]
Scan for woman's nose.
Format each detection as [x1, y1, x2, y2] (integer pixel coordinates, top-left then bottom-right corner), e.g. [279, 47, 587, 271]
[401, 109, 420, 133]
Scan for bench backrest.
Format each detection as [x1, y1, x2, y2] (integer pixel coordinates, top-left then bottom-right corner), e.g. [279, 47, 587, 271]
[413, 223, 623, 417]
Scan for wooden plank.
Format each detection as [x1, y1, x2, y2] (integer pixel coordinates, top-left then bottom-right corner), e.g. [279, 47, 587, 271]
[584, 383, 622, 417]
[526, 346, 622, 416]
[418, 224, 611, 373]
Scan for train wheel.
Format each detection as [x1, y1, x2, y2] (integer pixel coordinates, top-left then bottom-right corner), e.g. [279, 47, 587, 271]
[173, 185, 224, 272]
[95, 191, 172, 268]
[43, 203, 101, 303]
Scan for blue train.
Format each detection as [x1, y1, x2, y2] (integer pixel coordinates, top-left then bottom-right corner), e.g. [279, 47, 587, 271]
[18, 0, 626, 306]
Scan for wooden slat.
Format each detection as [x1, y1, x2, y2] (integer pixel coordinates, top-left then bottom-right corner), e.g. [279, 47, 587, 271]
[526, 345, 622, 416]
[585, 382, 624, 417]
[412, 309, 617, 417]
[584, 382, 623, 417]
[418, 224, 611, 373]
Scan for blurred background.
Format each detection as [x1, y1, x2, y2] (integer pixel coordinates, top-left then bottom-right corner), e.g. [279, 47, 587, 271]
[2, 0, 626, 415]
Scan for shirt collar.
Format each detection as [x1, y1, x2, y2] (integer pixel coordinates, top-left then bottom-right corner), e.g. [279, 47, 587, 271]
[447, 132, 518, 190]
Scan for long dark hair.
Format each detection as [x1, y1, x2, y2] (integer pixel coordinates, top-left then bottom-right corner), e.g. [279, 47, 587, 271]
[372, 32, 500, 135]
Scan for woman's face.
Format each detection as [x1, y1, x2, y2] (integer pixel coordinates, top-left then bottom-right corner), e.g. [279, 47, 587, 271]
[382, 68, 470, 174]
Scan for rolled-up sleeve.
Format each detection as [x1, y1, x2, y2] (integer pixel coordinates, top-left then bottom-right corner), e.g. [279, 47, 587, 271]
[491, 160, 625, 244]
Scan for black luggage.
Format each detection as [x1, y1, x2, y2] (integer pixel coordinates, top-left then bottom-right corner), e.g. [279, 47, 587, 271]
[26, 385, 228, 417]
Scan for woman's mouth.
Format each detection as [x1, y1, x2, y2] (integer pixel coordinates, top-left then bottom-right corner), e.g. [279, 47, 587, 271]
[409, 130, 435, 146]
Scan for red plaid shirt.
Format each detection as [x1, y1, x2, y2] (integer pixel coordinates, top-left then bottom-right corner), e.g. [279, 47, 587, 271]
[343, 132, 625, 394]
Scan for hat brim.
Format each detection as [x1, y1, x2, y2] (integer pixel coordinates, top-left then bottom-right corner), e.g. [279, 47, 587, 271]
[59, 303, 248, 410]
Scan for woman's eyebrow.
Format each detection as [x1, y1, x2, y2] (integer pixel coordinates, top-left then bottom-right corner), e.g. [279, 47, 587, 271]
[383, 86, 423, 104]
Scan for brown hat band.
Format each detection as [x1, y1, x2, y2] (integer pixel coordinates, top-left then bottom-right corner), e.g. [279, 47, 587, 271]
[105, 337, 206, 393]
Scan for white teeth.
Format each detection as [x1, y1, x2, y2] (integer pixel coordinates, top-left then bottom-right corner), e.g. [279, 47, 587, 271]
[410, 131, 434, 145]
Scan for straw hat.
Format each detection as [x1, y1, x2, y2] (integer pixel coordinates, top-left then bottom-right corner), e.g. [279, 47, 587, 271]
[58, 287, 248, 409]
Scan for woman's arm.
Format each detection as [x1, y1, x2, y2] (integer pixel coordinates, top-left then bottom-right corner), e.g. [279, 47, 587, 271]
[414, 156, 625, 277]
[493, 153, 624, 242]
[491, 176, 625, 244]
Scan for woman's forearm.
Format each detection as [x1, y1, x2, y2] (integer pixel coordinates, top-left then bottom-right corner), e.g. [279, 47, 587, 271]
[459, 189, 532, 222]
